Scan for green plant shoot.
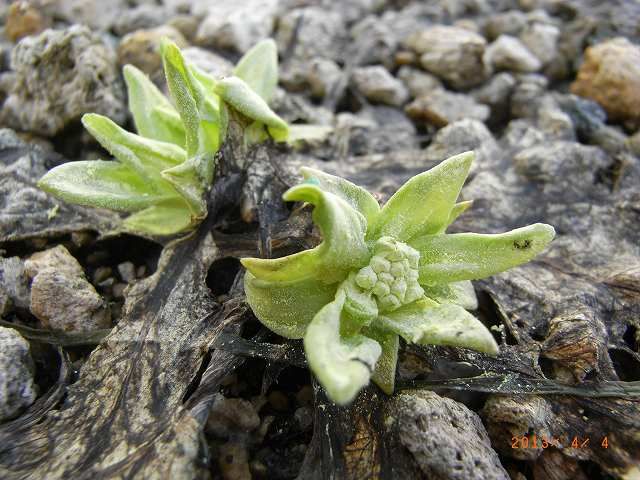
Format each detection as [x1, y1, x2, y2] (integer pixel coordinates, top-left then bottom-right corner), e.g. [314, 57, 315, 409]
[241, 151, 555, 405]
[38, 39, 331, 236]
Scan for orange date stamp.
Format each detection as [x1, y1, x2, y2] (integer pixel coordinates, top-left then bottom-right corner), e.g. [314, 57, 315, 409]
[511, 434, 610, 449]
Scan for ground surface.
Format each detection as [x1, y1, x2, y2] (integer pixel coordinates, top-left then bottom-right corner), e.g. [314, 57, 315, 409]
[0, 1, 640, 479]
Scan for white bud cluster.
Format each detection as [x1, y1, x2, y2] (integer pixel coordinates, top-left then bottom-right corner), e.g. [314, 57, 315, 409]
[355, 236, 424, 312]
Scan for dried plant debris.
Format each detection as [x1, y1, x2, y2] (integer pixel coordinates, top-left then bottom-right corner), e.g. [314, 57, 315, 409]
[0, 174, 244, 479]
[0, 129, 120, 243]
[3, 1, 640, 479]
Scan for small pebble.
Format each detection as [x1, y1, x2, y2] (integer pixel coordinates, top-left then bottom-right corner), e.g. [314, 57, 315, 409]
[117, 262, 136, 283]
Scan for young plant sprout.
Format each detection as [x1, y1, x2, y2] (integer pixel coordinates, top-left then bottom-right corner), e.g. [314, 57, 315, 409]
[241, 152, 555, 405]
[37, 39, 329, 236]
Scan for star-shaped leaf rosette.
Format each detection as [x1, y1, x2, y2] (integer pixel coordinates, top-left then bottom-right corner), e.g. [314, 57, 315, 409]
[241, 152, 555, 405]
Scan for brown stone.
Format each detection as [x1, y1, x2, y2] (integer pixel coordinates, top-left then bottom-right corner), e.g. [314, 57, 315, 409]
[571, 37, 640, 127]
[117, 25, 188, 80]
[405, 89, 489, 127]
[405, 26, 488, 90]
[5, 1, 49, 42]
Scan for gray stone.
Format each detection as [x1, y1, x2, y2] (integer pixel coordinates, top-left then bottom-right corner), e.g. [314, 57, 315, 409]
[47, 0, 128, 31]
[554, 94, 628, 154]
[378, 3, 443, 46]
[117, 262, 136, 283]
[206, 393, 260, 438]
[536, 97, 575, 141]
[502, 119, 548, 151]
[348, 15, 398, 68]
[406, 26, 488, 90]
[520, 22, 560, 66]
[0, 326, 36, 421]
[511, 74, 548, 119]
[25, 245, 111, 333]
[512, 142, 610, 199]
[332, 0, 379, 24]
[196, 0, 278, 53]
[485, 35, 542, 73]
[181, 47, 233, 78]
[397, 66, 443, 99]
[0, 257, 30, 315]
[351, 66, 409, 107]
[306, 58, 343, 99]
[0, 26, 125, 137]
[271, 88, 334, 127]
[472, 72, 516, 118]
[384, 390, 509, 479]
[484, 10, 527, 39]
[555, 94, 607, 140]
[112, 4, 170, 36]
[333, 106, 418, 156]
[405, 89, 490, 127]
[276, 7, 346, 62]
[424, 118, 499, 169]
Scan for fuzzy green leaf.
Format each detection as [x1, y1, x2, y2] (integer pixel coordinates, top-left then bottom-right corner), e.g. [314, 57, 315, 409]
[160, 154, 211, 218]
[244, 272, 336, 339]
[123, 198, 194, 235]
[82, 114, 186, 179]
[242, 183, 370, 285]
[214, 76, 289, 138]
[234, 39, 278, 103]
[161, 39, 221, 159]
[410, 223, 556, 285]
[440, 200, 473, 233]
[374, 298, 499, 355]
[300, 166, 380, 226]
[422, 280, 478, 310]
[123, 64, 185, 146]
[365, 326, 399, 395]
[37, 161, 170, 212]
[304, 290, 381, 405]
[369, 151, 473, 241]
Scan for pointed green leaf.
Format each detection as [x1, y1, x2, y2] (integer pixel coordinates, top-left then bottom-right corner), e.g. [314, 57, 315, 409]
[123, 198, 194, 236]
[123, 64, 185, 146]
[161, 39, 221, 158]
[300, 166, 380, 226]
[214, 76, 289, 135]
[410, 224, 556, 285]
[374, 298, 499, 355]
[234, 38, 278, 103]
[369, 151, 474, 241]
[286, 124, 333, 145]
[244, 271, 336, 339]
[37, 161, 170, 212]
[422, 281, 478, 310]
[241, 183, 370, 285]
[440, 200, 473, 233]
[160, 154, 211, 217]
[82, 114, 186, 179]
[304, 290, 381, 405]
[365, 326, 399, 395]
